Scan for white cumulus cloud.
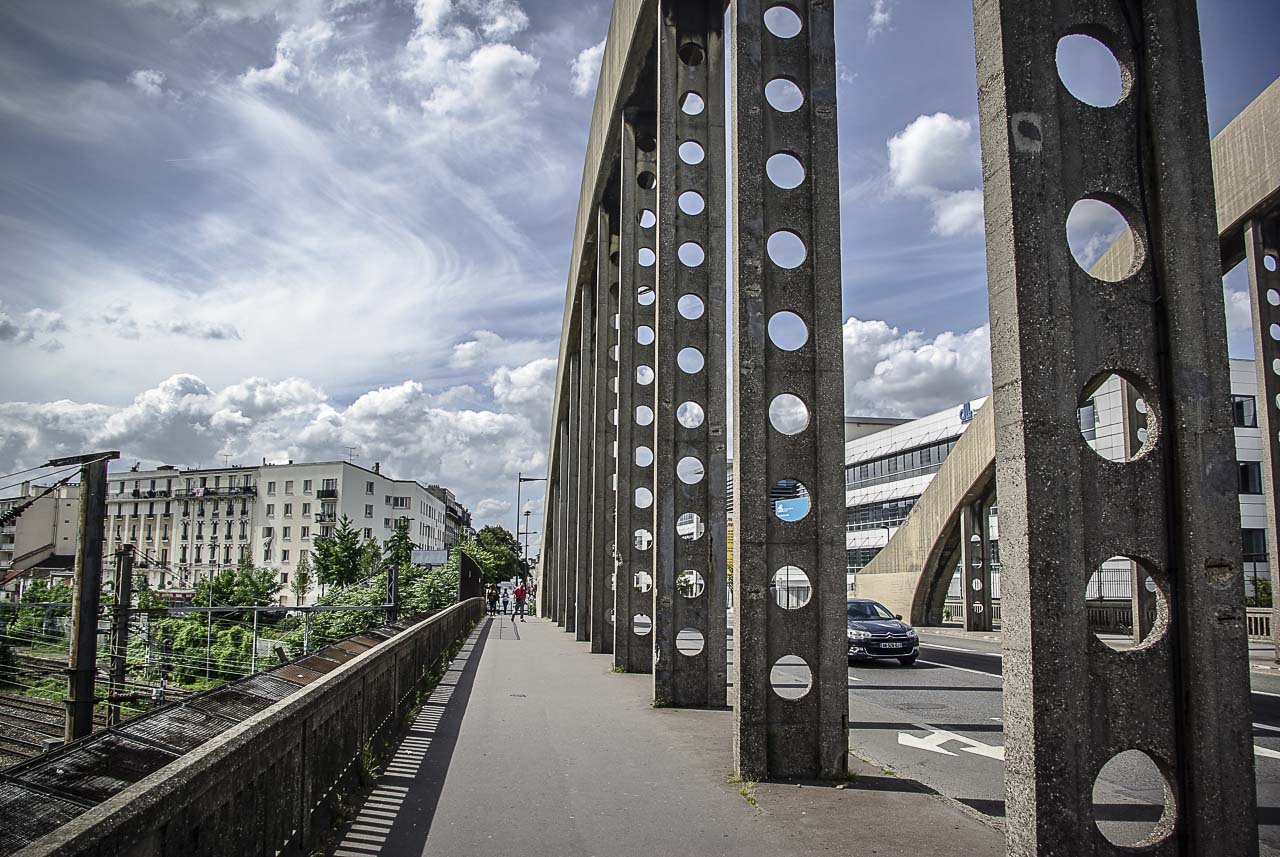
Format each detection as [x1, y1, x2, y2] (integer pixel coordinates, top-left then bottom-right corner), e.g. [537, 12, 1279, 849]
[843, 316, 992, 417]
[569, 39, 605, 97]
[887, 112, 984, 237]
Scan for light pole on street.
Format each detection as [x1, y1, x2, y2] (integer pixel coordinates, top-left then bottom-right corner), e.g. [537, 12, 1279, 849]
[514, 473, 547, 539]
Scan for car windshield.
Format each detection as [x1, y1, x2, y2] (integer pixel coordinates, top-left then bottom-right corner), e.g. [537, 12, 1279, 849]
[847, 601, 895, 621]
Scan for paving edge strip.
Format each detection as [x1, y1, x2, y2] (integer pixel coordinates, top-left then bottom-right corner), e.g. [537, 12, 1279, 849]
[844, 745, 1008, 834]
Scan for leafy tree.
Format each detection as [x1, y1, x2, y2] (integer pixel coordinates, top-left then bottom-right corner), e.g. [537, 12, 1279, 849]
[291, 552, 314, 606]
[193, 566, 282, 621]
[314, 515, 362, 588]
[384, 519, 417, 570]
[473, 525, 526, 581]
[359, 536, 384, 581]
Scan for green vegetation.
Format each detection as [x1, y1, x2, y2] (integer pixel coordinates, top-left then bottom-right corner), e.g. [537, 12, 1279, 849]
[313, 515, 363, 588]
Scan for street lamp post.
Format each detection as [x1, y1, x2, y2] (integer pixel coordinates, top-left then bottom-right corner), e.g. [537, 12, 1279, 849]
[514, 473, 548, 538]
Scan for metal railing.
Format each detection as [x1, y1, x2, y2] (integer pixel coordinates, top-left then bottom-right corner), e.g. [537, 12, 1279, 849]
[944, 599, 1275, 642]
[14, 597, 484, 856]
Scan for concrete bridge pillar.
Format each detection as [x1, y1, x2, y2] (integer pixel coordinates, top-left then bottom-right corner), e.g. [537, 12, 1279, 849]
[731, 0, 849, 780]
[613, 114, 657, 673]
[974, 0, 1256, 851]
[652, 0, 728, 709]
[960, 500, 993, 633]
[590, 211, 620, 654]
[1245, 216, 1280, 661]
[576, 274, 597, 642]
[556, 417, 570, 628]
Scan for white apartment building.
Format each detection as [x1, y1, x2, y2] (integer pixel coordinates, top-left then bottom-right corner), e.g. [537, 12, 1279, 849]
[0, 482, 81, 601]
[105, 460, 448, 606]
[845, 358, 1270, 596]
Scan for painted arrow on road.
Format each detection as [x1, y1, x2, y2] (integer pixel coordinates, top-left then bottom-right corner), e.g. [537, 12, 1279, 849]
[897, 726, 1005, 762]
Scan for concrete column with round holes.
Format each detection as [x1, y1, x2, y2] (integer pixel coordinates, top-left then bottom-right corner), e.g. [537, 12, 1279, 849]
[556, 415, 570, 628]
[974, 0, 1256, 851]
[576, 276, 597, 643]
[614, 114, 658, 673]
[960, 499, 993, 633]
[590, 209, 621, 654]
[731, 0, 849, 779]
[652, 0, 728, 709]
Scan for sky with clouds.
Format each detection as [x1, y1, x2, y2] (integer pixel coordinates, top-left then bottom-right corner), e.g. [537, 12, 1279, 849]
[0, 0, 1277, 550]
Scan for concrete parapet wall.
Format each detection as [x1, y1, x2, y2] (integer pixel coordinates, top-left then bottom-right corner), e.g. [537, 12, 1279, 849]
[856, 402, 995, 624]
[15, 598, 484, 857]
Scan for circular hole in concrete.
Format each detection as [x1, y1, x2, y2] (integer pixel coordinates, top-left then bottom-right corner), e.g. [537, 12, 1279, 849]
[772, 565, 811, 609]
[1268, 289, 1280, 307]
[635, 570, 653, 592]
[635, 404, 654, 426]
[1066, 197, 1141, 281]
[678, 511, 705, 541]
[1056, 33, 1127, 108]
[637, 285, 655, 305]
[678, 293, 705, 320]
[676, 627, 705, 656]
[767, 230, 807, 269]
[632, 613, 653, 636]
[679, 140, 705, 165]
[768, 310, 808, 350]
[764, 4, 802, 39]
[766, 152, 805, 189]
[1086, 556, 1167, 650]
[633, 529, 653, 550]
[1092, 749, 1174, 847]
[634, 487, 653, 509]
[678, 347, 704, 374]
[638, 247, 656, 267]
[607, 607, 614, 624]
[679, 241, 705, 267]
[1077, 372, 1157, 462]
[677, 400, 705, 429]
[769, 393, 809, 436]
[679, 190, 705, 216]
[765, 77, 804, 113]
[609, 408, 617, 426]
[638, 209, 656, 229]
[680, 91, 705, 115]
[635, 446, 653, 467]
[769, 654, 812, 700]
[1271, 323, 1280, 342]
[635, 134, 656, 153]
[609, 344, 618, 362]
[677, 569, 705, 598]
[771, 478, 811, 521]
[677, 456, 705, 484]
[1267, 254, 1279, 273]
[636, 364, 654, 385]
[637, 325, 655, 345]
[637, 170, 657, 190]
[678, 42, 704, 67]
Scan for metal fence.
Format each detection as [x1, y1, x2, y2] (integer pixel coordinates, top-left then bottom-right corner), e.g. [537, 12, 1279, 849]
[944, 599, 1275, 642]
[5, 597, 482, 857]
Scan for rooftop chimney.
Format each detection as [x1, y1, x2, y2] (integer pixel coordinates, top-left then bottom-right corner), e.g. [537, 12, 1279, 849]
[374, 462, 381, 474]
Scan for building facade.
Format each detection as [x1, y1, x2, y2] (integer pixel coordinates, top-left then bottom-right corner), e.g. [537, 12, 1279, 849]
[845, 358, 1270, 597]
[103, 461, 450, 606]
[0, 482, 81, 601]
[426, 485, 474, 548]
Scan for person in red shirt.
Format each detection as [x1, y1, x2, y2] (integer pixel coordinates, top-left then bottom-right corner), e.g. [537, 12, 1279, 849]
[512, 583, 527, 622]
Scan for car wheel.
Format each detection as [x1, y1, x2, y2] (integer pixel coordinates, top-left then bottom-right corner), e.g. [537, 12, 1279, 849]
[898, 654, 917, 666]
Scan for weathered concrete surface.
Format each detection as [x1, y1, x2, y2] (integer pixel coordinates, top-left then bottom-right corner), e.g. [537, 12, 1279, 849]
[575, 281, 596, 643]
[1246, 217, 1280, 661]
[407, 618, 1003, 857]
[974, 0, 1256, 854]
[589, 211, 619, 654]
[557, 416, 570, 628]
[731, 0, 847, 781]
[651, 0, 727, 709]
[857, 401, 995, 625]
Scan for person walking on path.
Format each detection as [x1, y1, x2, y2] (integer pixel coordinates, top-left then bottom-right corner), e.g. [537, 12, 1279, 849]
[487, 585, 499, 617]
[512, 583, 527, 622]
[501, 589, 510, 615]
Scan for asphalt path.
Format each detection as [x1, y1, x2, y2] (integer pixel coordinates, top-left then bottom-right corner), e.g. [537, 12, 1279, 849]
[843, 630, 1280, 853]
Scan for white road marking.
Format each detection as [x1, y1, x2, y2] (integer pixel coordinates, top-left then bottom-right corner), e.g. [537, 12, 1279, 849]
[919, 642, 1003, 657]
[897, 725, 1004, 761]
[1256, 745, 1280, 760]
[916, 658, 1003, 680]
[1255, 722, 1280, 733]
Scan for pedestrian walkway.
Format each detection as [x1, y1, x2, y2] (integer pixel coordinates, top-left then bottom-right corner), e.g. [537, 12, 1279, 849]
[333, 616, 1003, 856]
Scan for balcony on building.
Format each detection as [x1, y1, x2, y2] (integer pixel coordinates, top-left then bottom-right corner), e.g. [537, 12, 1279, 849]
[316, 487, 339, 500]
[173, 485, 257, 499]
[315, 512, 337, 523]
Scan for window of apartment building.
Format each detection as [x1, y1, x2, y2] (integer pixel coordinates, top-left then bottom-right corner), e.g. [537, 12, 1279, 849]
[226, 501, 234, 516]
[239, 522, 248, 539]
[301, 526, 310, 540]
[161, 524, 169, 541]
[1243, 528, 1269, 564]
[223, 545, 231, 563]
[284, 503, 292, 517]
[302, 502, 311, 516]
[365, 504, 374, 518]
[115, 481, 124, 495]
[384, 518, 391, 528]
[144, 525, 152, 540]
[285, 480, 294, 494]
[148, 501, 155, 515]
[164, 501, 171, 514]
[180, 546, 188, 563]
[322, 478, 337, 492]
[366, 481, 375, 494]
[181, 522, 189, 539]
[182, 501, 189, 516]
[200, 476, 208, 488]
[129, 525, 137, 541]
[267, 481, 276, 495]
[1239, 461, 1264, 494]
[132, 502, 139, 516]
[1234, 395, 1258, 429]
[161, 548, 169, 564]
[213, 476, 221, 488]
[240, 500, 249, 516]
[266, 504, 275, 517]
[320, 526, 333, 538]
[364, 528, 373, 539]
[263, 526, 274, 538]
[224, 521, 232, 539]
[303, 479, 312, 493]
[264, 545, 273, 562]
[392, 497, 409, 509]
[282, 526, 291, 540]
[280, 571, 289, 584]
[282, 549, 290, 563]
[385, 495, 392, 505]
[195, 545, 203, 563]
[197, 503, 205, 518]
[195, 522, 203, 539]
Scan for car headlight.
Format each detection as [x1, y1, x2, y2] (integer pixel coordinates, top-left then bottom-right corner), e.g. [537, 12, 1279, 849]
[848, 629, 871, 640]
[905, 628, 918, 638]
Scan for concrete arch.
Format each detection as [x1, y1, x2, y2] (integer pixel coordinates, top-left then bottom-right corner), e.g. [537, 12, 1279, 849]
[854, 401, 994, 626]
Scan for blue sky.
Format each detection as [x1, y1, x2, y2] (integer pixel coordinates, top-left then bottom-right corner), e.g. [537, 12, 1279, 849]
[0, 0, 1276, 538]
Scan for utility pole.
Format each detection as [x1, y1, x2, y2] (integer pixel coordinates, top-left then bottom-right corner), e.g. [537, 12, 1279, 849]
[205, 573, 213, 680]
[250, 607, 258, 673]
[303, 609, 312, 654]
[55, 450, 120, 743]
[107, 543, 134, 726]
[387, 564, 400, 624]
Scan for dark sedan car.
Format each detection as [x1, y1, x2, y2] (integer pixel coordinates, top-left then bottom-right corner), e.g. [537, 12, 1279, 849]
[847, 598, 919, 666]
